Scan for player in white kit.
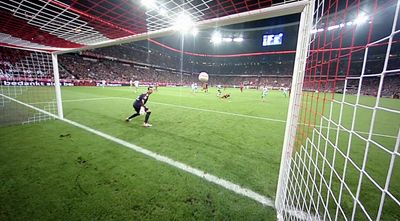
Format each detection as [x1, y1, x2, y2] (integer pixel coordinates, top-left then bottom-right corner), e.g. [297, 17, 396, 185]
[133, 80, 139, 93]
[191, 82, 198, 93]
[283, 87, 289, 98]
[216, 84, 223, 97]
[261, 86, 269, 102]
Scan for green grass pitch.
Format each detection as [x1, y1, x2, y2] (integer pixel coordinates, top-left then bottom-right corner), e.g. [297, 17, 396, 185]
[0, 86, 399, 220]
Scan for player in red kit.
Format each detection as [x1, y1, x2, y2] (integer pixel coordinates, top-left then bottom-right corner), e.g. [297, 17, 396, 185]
[203, 83, 209, 93]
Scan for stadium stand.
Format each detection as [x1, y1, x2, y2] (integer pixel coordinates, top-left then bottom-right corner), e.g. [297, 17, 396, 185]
[54, 43, 400, 98]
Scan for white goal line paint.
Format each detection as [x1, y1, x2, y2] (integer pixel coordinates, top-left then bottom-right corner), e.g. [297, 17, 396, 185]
[55, 96, 397, 139]
[1, 93, 274, 208]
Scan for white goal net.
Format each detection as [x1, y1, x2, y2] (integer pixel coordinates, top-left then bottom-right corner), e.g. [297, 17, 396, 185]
[276, 0, 400, 220]
[0, 47, 61, 126]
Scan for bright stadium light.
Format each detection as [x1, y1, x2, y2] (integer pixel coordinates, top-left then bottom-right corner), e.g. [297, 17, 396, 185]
[141, 0, 157, 9]
[311, 29, 324, 34]
[211, 31, 222, 44]
[222, 37, 233, 42]
[327, 24, 340, 31]
[233, 37, 243, 42]
[354, 13, 368, 25]
[173, 13, 195, 33]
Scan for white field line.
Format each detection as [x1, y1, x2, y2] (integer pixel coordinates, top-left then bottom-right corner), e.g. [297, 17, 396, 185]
[152, 101, 287, 123]
[57, 96, 397, 139]
[2, 93, 274, 208]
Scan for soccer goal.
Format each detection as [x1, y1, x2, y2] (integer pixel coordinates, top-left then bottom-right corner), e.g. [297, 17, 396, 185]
[0, 47, 63, 126]
[276, 0, 400, 220]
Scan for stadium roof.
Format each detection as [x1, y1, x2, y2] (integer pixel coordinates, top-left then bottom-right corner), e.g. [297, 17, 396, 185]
[0, 0, 307, 53]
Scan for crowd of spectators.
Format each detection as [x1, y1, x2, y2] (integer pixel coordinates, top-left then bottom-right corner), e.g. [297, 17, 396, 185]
[58, 47, 399, 97]
[0, 45, 399, 98]
[342, 75, 400, 97]
[88, 43, 295, 76]
[0, 47, 73, 80]
[59, 54, 199, 84]
[58, 53, 295, 87]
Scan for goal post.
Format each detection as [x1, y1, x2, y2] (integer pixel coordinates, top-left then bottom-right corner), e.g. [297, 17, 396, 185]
[51, 53, 64, 119]
[275, 0, 315, 218]
[276, 0, 400, 220]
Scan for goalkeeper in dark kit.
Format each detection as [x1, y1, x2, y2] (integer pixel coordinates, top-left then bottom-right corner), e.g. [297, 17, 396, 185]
[126, 86, 154, 127]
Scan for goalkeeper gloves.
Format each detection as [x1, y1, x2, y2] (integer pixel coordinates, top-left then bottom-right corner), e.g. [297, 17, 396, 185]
[139, 106, 146, 115]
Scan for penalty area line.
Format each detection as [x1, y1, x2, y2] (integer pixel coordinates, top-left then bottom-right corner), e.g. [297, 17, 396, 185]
[110, 96, 286, 123]
[0, 93, 275, 208]
[51, 97, 286, 123]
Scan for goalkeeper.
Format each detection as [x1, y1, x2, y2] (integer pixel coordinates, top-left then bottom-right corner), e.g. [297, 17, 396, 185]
[125, 86, 153, 127]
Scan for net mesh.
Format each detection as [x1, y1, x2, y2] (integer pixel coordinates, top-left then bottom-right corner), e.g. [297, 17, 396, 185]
[280, 0, 400, 220]
[0, 47, 56, 126]
[0, 0, 303, 51]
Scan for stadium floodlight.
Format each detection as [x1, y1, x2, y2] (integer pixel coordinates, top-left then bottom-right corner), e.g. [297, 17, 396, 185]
[141, 0, 157, 9]
[354, 13, 368, 25]
[173, 12, 195, 33]
[347, 21, 353, 26]
[233, 37, 244, 42]
[327, 24, 340, 30]
[311, 28, 324, 33]
[222, 37, 233, 42]
[211, 31, 222, 44]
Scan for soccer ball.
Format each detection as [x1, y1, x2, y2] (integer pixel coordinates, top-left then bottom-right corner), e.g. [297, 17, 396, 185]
[198, 72, 209, 82]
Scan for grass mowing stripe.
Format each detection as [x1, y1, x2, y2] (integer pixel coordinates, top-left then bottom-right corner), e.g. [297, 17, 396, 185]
[1, 93, 275, 208]
[57, 96, 398, 139]
[28, 97, 116, 105]
[151, 101, 286, 123]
